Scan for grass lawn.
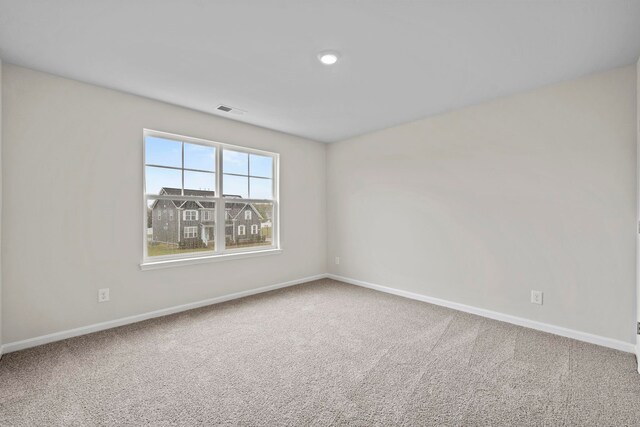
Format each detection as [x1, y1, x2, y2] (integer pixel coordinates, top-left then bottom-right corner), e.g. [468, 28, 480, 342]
[147, 242, 214, 257]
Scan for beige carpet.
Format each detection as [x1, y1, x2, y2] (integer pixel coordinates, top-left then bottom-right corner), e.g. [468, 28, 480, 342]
[1, 279, 639, 426]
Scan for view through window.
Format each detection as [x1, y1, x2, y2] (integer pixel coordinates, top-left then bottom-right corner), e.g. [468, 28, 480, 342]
[144, 130, 278, 261]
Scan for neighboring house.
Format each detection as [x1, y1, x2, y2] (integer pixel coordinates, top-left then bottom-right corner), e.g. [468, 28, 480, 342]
[150, 188, 265, 249]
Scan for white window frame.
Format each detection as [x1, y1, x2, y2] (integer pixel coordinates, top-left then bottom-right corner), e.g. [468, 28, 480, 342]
[183, 210, 198, 221]
[251, 224, 259, 235]
[245, 210, 252, 220]
[238, 225, 246, 236]
[184, 226, 197, 238]
[202, 210, 214, 221]
[142, 129, 280, 268]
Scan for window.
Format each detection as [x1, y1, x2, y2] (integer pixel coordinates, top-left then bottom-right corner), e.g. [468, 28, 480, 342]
[144, 129, 278, 263]
[184, 227, 197, 238]
[184, 210, 198, 221]
[202, 210, 214, 221]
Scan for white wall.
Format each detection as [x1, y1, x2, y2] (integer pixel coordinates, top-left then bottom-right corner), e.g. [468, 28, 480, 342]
[328, 65, 637, 344]
[0, 59, 3, 356]
[636, 57, 640, 362]
[1, 64, 326, 344]
[1, 62, 636, 349]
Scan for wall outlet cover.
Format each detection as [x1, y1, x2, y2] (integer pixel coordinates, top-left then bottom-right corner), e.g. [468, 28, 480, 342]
[531, 290, 543, 305]
[98, 288, 110, 303]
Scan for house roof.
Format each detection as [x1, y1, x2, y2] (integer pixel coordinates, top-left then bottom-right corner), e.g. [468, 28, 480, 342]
[151, 188, 260, 217]
[226, 203, 264, 221]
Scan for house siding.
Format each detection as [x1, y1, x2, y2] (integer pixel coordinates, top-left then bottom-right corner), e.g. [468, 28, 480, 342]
[225, 204, 264, 245]
[151, 200, 179, 245]
[177, 206, 204, 248]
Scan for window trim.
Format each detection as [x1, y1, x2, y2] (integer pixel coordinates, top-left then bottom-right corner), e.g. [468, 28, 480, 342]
[142, 129, 279, 268]
[251, 224, 259, 235]
[183, 210, 198, 221]
[140, 248, 283, 270]
[183, 226, 197, 238]
[201, 209, 214, 221]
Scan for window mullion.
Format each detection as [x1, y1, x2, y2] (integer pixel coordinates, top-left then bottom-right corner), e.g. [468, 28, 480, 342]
[215, 147, 225, 253]
[181, 142, 185, 196]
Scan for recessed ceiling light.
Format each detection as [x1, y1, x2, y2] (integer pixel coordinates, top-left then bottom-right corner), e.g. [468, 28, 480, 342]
[318, 51, 340, 65]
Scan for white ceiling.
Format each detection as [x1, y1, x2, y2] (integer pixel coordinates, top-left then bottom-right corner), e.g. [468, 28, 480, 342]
[1, 1, 639, 143]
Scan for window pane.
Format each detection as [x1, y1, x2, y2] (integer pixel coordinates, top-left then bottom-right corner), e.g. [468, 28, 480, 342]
[184, 171, 215, 192]
[145, 136, 182, 168]
[184, 143, 215, 172]
[250, 177, 273, 199]
[250, 154, 273, 178]
[145, 166, 181, 195]
[223, 174, 248, 198]
[147, 199, 216, 256]
[223, 149, 248, 175]
[225, 201, 273, 250]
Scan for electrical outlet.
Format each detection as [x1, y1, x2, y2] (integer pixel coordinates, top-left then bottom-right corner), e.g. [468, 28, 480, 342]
[530, 290, 543, 305]
[98, 288, 110, 303]
[335, 256, 340, 265]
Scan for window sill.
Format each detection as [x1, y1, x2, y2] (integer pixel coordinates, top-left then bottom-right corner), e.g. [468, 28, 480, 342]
[140, 248, 283, 271]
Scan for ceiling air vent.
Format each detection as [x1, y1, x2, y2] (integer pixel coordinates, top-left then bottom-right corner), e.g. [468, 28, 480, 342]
[216, 104, 246, 115]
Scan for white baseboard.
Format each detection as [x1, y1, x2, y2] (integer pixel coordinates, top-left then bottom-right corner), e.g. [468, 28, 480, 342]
[328, 274, 636, 354]
[2, 272, 636, 359]
[1, 274, 327, 354]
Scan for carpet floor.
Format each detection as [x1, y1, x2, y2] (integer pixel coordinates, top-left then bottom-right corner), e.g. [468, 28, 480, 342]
[0, 278, 639, 426]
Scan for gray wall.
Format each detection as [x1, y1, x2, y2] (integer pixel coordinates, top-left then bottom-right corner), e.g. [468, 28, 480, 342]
[327, 65, 637, 344]
[1, 64, 327, 344]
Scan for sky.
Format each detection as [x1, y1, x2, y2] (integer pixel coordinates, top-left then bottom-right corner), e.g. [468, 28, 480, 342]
[145, 136, 273, 199]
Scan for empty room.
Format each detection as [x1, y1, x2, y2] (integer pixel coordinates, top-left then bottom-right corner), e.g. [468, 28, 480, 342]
[0, 0, 639, 425]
